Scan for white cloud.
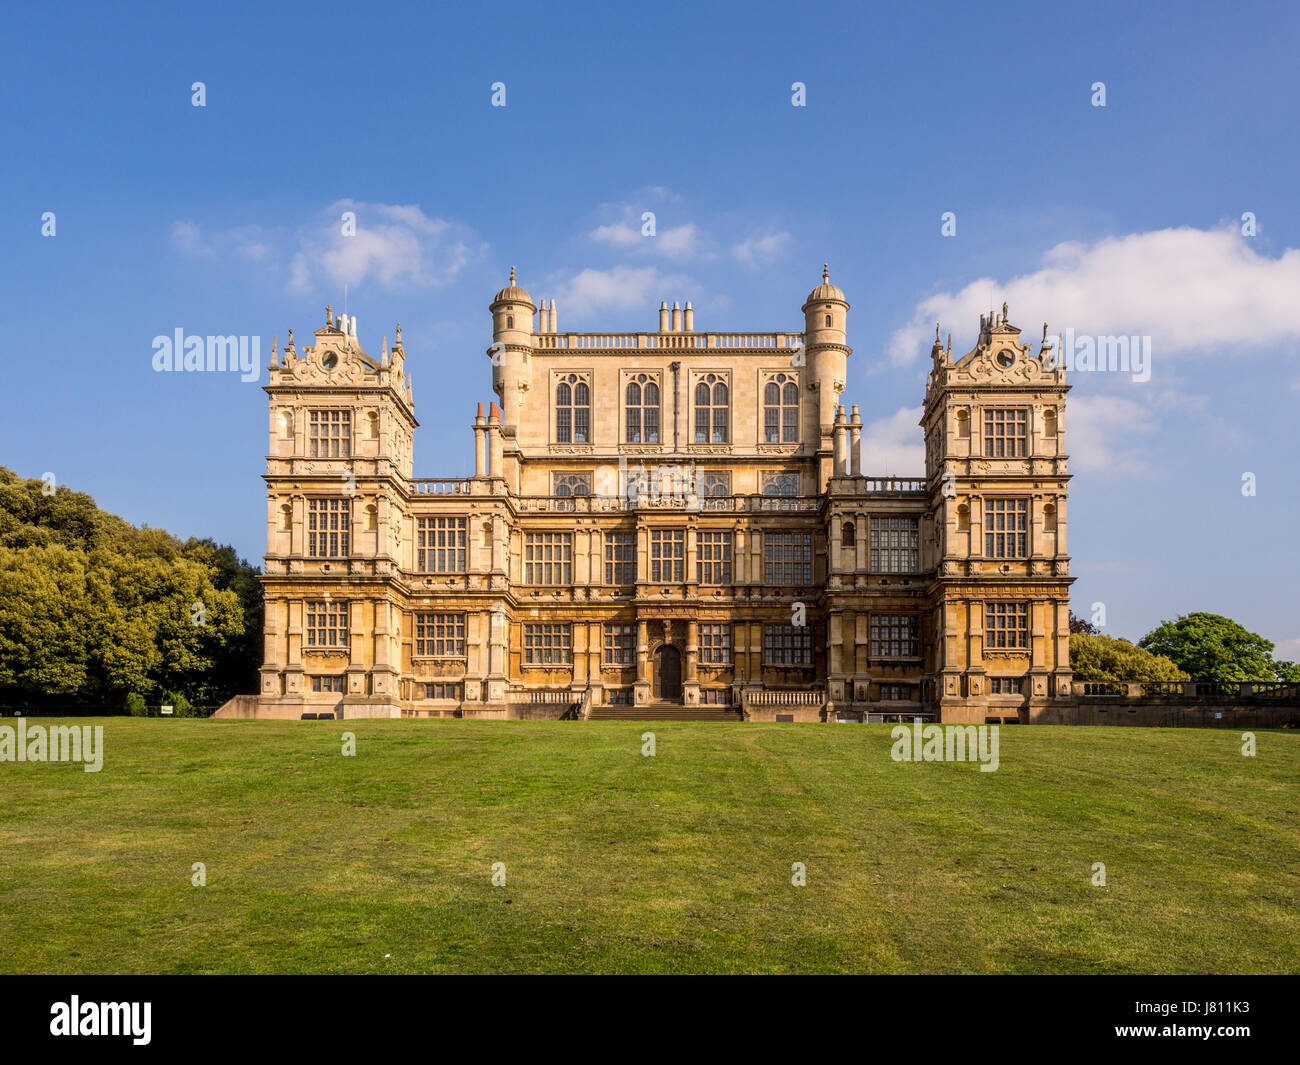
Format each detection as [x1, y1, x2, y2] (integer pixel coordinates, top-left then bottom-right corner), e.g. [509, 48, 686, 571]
[170, 220, 271, 262]
[733, 231, 793, 266]
[173, 201, 478, 293]
[1274, 636, 1300, 661]
[556, 265, 693, 319]
[860, 406, 924, 475]
[889, 226, 1300, 365]
[588, 212, 702, 259]
[288, 200, 474, 292]
[1066, 393, 1159, 477]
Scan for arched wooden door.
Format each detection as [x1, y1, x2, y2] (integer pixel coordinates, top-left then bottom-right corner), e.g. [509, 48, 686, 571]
[652, 645, 682, 701]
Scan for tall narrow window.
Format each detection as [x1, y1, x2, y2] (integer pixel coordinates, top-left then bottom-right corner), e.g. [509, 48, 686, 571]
[693, 375, 729, 443]
[985, 499, 1028, 558]
[603, 624, 635, 665]
[625, 375, 660, 444]
[698, 624, 730, 664]
[306, 600, 349, 647]
[986, 602, 1030, 649]
[555, 374, 590, 443]
[763, 375, 800, 443]
[763, 532, 812, 584]
[841, 521, 855, 548]
[524, 533, 573, 585]
[604, 532, 636, 585]
[983, 408, 1028, 457]
[870, 516, 919, 573]
[649, 529, 684, 582]
[308, 409, 351, 458]
[697, 531, 732, 585]
[416, 517, 466, 572]
[307, 499, 350, 558]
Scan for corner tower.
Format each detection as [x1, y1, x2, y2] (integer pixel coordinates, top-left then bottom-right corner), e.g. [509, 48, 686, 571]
[802, 265, 851, 488]
[922, 306, 1072, 722]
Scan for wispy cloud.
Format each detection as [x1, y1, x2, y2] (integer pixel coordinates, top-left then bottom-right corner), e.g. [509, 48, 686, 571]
[860, 406, 924, 475]
[555, 265, 694, 318]
[889, 226, 1300, 365]
[733, 231, 793, 266]
[172, 201, 481, 293]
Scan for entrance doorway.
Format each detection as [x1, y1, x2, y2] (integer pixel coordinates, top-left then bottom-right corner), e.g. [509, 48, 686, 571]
[652, 645, 682, 701]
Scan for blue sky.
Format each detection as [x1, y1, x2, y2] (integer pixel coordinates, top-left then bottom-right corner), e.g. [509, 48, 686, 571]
[2, 0, 1297, 657]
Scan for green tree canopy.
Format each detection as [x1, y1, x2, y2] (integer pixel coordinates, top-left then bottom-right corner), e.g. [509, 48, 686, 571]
[1138, 612, 1298, 683]
[0, 467, 262, 709]
[1069, 632, 1189, 683]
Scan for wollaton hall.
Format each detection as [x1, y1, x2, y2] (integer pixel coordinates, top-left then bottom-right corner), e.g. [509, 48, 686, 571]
[219, 267, 1074, 723]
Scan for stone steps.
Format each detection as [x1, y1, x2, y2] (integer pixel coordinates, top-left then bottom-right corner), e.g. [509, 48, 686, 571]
[588, 705, 743, 722]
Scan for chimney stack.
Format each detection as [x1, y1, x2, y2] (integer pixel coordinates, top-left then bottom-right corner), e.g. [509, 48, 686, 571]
[684, 301, 694, 332]
[658, 301, 669, 332]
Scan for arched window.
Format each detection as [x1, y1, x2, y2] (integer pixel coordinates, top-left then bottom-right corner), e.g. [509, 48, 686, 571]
[825, 314, 832, 327]
[764, 374, 800, 443]
[842, 521, 855, 548]
[506, 315, 514, 329]
[555, 374, 590, 443]
[626, 374, 660, 443]
[693, 374, 729, 443]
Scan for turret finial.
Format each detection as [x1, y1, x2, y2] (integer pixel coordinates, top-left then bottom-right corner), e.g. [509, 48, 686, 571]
[822, 263, 829, 283]
[509, 265, 516, 285]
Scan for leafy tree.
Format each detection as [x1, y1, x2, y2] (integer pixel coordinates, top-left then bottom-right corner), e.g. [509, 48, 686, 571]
[1070, 632, 1189, 683]
[0, 467, 262, 709]
[125, 692, 148, 716]
[1139, 612, 1294, 682]
[1069, 610, 1099, 635]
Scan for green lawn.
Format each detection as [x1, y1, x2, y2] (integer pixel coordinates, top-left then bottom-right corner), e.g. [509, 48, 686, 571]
[1, 719, 1297, 974]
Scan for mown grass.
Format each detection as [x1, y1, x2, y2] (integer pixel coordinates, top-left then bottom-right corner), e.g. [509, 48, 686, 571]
[1, 719, 1296, 974]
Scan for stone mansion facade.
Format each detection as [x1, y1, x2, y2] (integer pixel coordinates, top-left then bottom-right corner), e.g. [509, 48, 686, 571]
[241, 267, 1074, 723]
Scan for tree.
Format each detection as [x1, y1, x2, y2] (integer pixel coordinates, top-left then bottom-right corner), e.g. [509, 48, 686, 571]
[1069, 610, 1099, 635]
[1070, 632, 1189, 683]
[0, 467, 262, 709]
[1139, 612, 1294, 682]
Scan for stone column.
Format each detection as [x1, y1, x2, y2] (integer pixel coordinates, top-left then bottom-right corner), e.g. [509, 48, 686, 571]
[684, 619, 700, 705]
[473, 405, 486, 477]
[830, 514, 843, 573]
[636, 618, 650, 702]
[849, 405, 862, 475]
[855, 515, 867, 572]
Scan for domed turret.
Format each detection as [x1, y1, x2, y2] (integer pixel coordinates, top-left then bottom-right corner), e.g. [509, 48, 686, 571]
[492, 265, 533, 308]
[803, 263, 847, 308]
[487, 267, 535, 429]
[801, 264, 851, 430]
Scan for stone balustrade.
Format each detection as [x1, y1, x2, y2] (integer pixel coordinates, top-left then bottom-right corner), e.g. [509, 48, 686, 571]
[534, 332, 803, 351]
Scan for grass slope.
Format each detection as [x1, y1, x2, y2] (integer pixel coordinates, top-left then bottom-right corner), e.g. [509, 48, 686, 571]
[1, 719, 1297, 974]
